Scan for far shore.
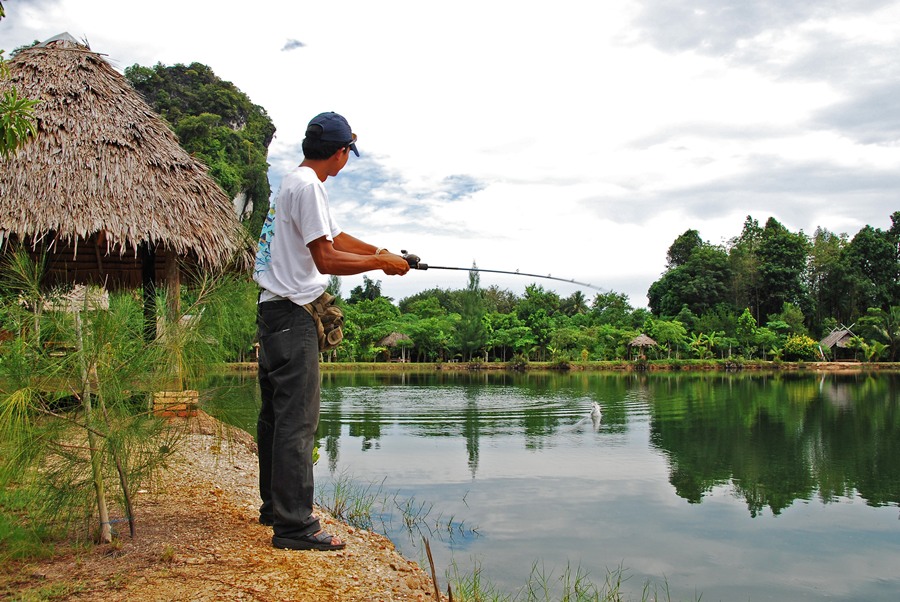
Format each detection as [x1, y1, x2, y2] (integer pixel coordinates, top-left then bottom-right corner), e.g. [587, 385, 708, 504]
[226, 359, 900, 373]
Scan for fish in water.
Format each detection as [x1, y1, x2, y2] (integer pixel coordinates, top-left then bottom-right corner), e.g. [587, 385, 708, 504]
[569, 402, 603, 433]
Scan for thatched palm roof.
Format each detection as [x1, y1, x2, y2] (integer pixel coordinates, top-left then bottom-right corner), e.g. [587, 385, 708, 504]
[0, 34, 249, 287]
[629, 334, 657, 347]
[820, 328, 855, 349]
[378, 332, 412, 347]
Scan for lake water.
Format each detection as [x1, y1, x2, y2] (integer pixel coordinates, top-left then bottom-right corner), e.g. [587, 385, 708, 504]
[204, 369, 900, 601]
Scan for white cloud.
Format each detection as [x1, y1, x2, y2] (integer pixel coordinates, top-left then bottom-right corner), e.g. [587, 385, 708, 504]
[2, 0, 898, 308]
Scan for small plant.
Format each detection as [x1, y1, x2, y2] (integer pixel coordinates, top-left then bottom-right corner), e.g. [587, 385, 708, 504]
[316, 472, 384, 531]
[509, 354, 529, 371]
[160, 544, 176, 564]
[448, 560, 696, 602]
[0, 248, 230, 548]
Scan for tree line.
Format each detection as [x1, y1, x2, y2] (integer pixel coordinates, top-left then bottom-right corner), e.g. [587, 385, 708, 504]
[298, 212, 897, 364]
[109, 56, 900, 365]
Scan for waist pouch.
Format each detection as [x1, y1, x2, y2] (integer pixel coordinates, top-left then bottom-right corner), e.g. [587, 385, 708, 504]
[303, 292, 344, 352]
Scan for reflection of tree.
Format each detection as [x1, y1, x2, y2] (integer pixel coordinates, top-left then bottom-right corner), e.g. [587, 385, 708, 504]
[317, 386, 344, 473]
[463, 387, 481, 477]
[349, 406, 382, 451]
[650, 373, 900, 516]
[815, 374, 900, 507]
[731, 411, 815, 517]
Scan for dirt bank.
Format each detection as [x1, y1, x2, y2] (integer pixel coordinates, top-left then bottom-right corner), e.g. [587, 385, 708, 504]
[1, 412, 446, 602]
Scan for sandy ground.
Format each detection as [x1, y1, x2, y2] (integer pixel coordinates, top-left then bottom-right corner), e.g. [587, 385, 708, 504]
[2, 412, 447, 602]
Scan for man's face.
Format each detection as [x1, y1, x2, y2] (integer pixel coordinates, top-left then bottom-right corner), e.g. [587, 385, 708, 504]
[326, 146, 353, 178]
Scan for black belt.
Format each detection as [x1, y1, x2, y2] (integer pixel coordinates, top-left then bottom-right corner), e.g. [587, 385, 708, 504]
[259, 299, 298, 311]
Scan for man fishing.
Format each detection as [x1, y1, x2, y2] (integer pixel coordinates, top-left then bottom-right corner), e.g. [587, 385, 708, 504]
[253, 111, 409, 551]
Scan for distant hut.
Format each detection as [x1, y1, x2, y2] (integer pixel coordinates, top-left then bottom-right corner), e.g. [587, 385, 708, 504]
[628, 333, 657, 360]
[378, 332, 413, 362]
[819, 326, 857, 361]
[0, 33, 249, 319]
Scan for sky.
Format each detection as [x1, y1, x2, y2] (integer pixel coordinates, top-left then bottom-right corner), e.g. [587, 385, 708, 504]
[3, 0, 899, 307]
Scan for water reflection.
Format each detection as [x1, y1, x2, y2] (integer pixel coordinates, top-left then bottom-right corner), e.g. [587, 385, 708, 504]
[203, 369, 900, 600]
[643, 372, 900, 516]
[205, 370, 900, 516]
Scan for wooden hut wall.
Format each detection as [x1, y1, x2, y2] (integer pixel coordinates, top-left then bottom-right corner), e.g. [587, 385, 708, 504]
[5, 234, 183, 291]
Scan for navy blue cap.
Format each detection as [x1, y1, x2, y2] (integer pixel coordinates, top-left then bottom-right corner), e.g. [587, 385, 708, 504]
[308, 112, 359, 157]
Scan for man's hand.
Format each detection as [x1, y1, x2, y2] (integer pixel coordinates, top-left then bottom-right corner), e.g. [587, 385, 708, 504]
[379, 252, 410, 276]
[309, 235, 410, 276]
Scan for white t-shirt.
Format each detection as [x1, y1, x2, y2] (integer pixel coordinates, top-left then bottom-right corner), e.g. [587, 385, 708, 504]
[253, 166, 342, 306]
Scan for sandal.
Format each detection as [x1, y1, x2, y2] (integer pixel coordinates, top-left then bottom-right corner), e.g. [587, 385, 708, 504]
[272, 530, 345, 551]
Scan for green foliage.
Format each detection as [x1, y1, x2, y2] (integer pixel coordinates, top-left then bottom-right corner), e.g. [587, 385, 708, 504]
[348, 275, 385, 304]
[648, 242, 731, 318]
[124, 62, 275, 235]
[0, 249, 236, 548]
[649, 318, 687, 359]
[219, 212, 899, 365]
[736, 308, 758, 357]
[782, 334, 818, 361]
[456, 264, 488, 361]
[756, 217, 811, 320]
[857, 306, 900, 361]
[651, 212, 899, 348]
[0, 47, 40, 159]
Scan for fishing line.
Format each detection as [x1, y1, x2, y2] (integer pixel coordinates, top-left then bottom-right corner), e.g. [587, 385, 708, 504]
[401, 251, 606, 292]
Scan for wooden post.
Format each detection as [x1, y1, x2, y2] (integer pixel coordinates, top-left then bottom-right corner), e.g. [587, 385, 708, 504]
[140, 242, 156, 343]
[164, 250, 180, 321]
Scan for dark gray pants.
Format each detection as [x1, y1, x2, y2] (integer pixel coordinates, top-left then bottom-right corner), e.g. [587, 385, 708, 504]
[256, 300, 321, 540]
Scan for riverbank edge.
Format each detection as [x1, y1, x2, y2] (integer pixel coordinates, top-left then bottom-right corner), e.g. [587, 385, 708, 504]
[225, 360, 900, 373]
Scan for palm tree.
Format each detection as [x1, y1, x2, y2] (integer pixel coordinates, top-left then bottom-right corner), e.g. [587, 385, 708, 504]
[562, 291, 589, 316]
[860, 306, 900, 362]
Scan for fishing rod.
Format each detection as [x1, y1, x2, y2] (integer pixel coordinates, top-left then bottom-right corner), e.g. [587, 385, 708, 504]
[400, 251, 606, 292]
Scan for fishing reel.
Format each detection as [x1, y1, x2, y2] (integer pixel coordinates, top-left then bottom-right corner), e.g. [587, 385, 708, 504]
[401, 250, 428, 270]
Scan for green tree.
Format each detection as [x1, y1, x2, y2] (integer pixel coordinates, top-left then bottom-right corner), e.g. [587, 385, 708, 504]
[399, 287, 455, 315]
[405, 314, 458, 362]
[403, 295, 446, 319]
[806, 227, 847, 327]
[456, 264, 487, 361]
[348, 275, 384, 303]
[649, 318, 687, 359]
[1, 19, 40, 159]
[728, 216, 763, 321]
[516, 285, 560, 360]
[648, 244, 731, 318]
[124, 62, 275, 235]
[482, 285, 518, 314]
[768, 302, 809, 336]
[754, 326, 780, 360]
[857, 306, 900, 362]
[341, 297, 401, 361]
[560, 290, 589, 317]
[666, 229, 704, 267]
[0, 250, 227, 544]
[756, 218, 810, 323]
[839, 223, 899, 314]
[591, 291, 634, 328]
[736, 308, 758, 358]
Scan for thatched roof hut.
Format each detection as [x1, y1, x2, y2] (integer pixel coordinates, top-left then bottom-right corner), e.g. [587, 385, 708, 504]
[378, 332, 412, 347]
[820, 327, 855, 350]
[819, 326, 858, 360]
[0, 33, 249, 294]
[378, 332, 412, 362]
[629, 334, 657, 348]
